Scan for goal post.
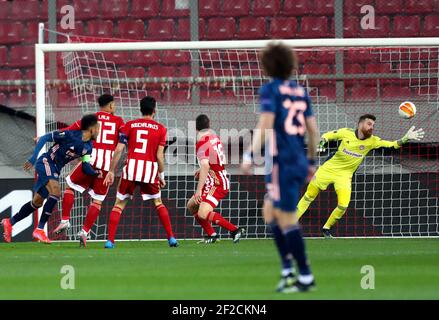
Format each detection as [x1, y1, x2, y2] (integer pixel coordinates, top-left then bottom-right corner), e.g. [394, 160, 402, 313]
[35, 31, 439, 239]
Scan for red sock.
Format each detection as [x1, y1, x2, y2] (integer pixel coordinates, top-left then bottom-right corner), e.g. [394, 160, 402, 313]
[61, 189, 75, 221]
[156, 204, 174, 239]
[108, 206, 123, 243]
[194, 213, 216, 236]
[207, 212, 237, 232]
[82, 202, 101, 233]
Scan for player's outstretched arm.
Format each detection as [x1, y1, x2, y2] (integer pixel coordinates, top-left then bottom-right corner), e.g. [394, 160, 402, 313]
[25, 132, 55, 170]
[398, 126, 425, 145]
[157, 145, 166, 188]
[305, 115, 319, 181]
[103, 142, 126, 186]
[195, 159, 210, 203]
[318, 129, 344, 152]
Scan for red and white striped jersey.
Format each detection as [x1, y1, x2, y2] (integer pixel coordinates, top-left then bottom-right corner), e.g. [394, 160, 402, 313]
[120, 118, 167, 183]
[61, 111, 125, 172]
[196, 132, 230, 191]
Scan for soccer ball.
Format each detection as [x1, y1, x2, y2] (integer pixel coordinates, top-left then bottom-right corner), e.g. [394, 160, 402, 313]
[398, 101, 416, 119]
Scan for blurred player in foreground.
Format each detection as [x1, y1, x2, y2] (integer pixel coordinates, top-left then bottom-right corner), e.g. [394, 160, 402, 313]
[103, 96, 178, 248]
[1, 114, 100, 243]
[241, 42, 320, 293]
[187, 114, 245, 244]
[297, 114, 425, 238]
[53, 94, 125, 248]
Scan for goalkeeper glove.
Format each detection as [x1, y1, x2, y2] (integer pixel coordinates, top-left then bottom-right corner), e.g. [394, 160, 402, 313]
[402, 126, 425, 144]
[317, 138, 327, 152]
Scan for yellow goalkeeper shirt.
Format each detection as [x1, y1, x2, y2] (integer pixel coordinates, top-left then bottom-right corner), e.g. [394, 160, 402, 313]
[319, 128, 400, 177]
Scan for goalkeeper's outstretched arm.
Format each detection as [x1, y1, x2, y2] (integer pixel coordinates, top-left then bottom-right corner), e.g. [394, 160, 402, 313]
[375, 126, 425, 149]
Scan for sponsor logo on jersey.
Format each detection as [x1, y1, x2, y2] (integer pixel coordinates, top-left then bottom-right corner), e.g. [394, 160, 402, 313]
[342, 148, 363, 158]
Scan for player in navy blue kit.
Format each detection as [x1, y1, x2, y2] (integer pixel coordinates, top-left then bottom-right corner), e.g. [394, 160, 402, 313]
[1, 114, 101, 244]
[241, 42, 320, 293]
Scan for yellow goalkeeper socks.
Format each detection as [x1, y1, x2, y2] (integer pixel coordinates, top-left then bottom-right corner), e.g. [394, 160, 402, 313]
[323, 205, 347, 230]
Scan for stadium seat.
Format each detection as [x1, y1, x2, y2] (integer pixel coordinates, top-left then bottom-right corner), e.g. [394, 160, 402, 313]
[237, 17, 266, 40]
[161, 0, 190, 17]
[344, 0, 375, 15]
[0, 69, 22, 81]
[405, 0, 434, 13]
[374, 0, 403, 14]
[253, 0, 281, 16]
[359, 16, 390, 37]
[130, 0, 160, 18]
[148, 65, 175, 78]
[348, 86, 377, 101]
[222, 0, 251, 17]
[0, 47, 7, 65]
[8, 46, 34, 67]
[147, 90, 162, 101]
[343, 16, 360, 38]
[206, 18, 236, 40]
[314, 0, 334, 15]
[104, 52, 131, 66]
[302, 64, 331, 75]
[117, 20, 145, 40]
[72, 0, 99, 20]
[300, 17, 329, 38]
[314, 50, 335, 64]
[282, 0, 313, 15]
[8, 92, 35, 109]
[101, 0, 129, 19]
[146, 19, 175, 41]
[200, 90, 226, 104]
[345, 48, 378, 64]
[0, 22, 23, 44]
[165, 90, 191, 104]
[57, 92, 75, 108]
[56, 21, 85, 36]
[130, 51, 162, 66]
[162, 50, 191, 65]
[381, 86, 411, 100]
[393, 16, 420, 37]
[11, 0, 40, 20]
[365, 63, 392, 73]
[269, 18, 298, 39]
[22, 22, 40, 44]
[0, 0, 10, 20]
[178, 65, 192, 77]
[344, 64, 364, 74]
[199, 0, 221, 17]
[318, 86, 336, 101]
[121, 67, 146, 78]
[423, 15, 439, 37]
[87, 20, 114, 37]
[0, 92, 7, 105]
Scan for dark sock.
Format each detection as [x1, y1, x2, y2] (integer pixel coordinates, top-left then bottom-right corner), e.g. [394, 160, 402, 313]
[269, 222, 292, 271]
[11, 201, 37, 226]
[284, 224, 311, 276]
[37, 195, 59, 230]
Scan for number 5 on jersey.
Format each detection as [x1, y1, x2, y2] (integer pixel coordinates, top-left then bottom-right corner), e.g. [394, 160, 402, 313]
[134, 130, 149, 153]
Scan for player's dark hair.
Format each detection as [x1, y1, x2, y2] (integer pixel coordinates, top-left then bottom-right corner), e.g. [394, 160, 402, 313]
[81, 114, 98, 130]
[140, 96, 156, 115]
[261, 42, 298, 80]
[98, 94, 114, 107]
[196, 114, 210, 131]
[358, 114, 376, 123]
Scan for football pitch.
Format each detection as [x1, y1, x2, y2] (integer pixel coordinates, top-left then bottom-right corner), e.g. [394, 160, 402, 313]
[1, 238, 438, 300]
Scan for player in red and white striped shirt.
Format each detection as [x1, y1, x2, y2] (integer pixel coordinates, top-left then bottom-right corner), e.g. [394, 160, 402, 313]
[53, 94, 125, 247]
[103, 96, 177, 248]
[187, 114, 244, 244]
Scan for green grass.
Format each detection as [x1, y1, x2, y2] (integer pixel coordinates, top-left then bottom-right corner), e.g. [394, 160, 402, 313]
[0, 239, 438, 300]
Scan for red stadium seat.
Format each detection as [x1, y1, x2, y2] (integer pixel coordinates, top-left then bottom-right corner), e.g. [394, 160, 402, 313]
[121, 67, 146, 78]
[8, 92, 35, 108]
[146, 19, 175, 41]
[147, 90, 162, 101]
[0, 22, 23, 44]
[392, 16, 420, 37]
[101, 0, 129, 19]
[282, 0, 313, 16]
[405, 0, 434, 13]
[162, 50, 191, 65]
[207, 18, 236, 40]
[237, 17, 266, 40]
[148, 65, 175, 78]
[345, 48, 378, 64]
[315, 0, 334, 15]
[222, 0, 251, 17]
[344, 64, 363, 74]
[73, 0, 99, 20]
[359, 16, 389, 37]
[104, 52, 131, 66]
[87, 20, 114, 37]
[199, 0, 221, 17]
[0, 69, 22, 80]
[343, 16, 360, 37]
[300, 17, 328, 38]
[365, 63, 392, 73]
[0, 47, 7, 65]
[117, 20, 145, 40]
[302, 64, 331, 75]
[318, 86, 336, 101]
[11, 0, 40, 20]
[0, 0, 10, 20]
[175, 19, 206, 40]
[344, 0, 375, 15]
[313, 50, 335, 64]
[253, 0, 281, 16]
[200, 90, 226, 104]
[130, 0, 160, 18]
[0, 92, 7, 105]
[161, 0, 190, 17]
[269, 18, 298, 39]
[348, 86, 377, 101]
[165, 90, 191, 104]
[56, 92, 76, 108]
[381, 86, 411, 100]
[130, 51, 161, 66]
[8, 46, 34, 67]
[374, 0, 403, 14]
[178, 65, 192, 77]
[22, 22, 40, 44]
[423, 15, 439, 37]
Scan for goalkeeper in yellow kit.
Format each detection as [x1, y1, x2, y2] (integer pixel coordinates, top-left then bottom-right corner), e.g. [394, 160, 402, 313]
[296, 114, 425, 238]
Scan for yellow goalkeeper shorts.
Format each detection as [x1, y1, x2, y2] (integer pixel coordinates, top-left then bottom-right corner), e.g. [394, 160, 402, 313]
[310, 167, 352, 192]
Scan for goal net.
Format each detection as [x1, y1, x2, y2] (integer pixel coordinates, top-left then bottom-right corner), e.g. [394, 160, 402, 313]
[40, 34, 439, 239]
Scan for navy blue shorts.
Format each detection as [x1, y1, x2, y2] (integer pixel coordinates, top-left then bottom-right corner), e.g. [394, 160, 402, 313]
[34, 157, 60, 199]
[265, 162, 306, 212]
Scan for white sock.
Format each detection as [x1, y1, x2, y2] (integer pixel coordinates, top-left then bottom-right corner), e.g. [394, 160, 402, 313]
[298, 274, 314, 285]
